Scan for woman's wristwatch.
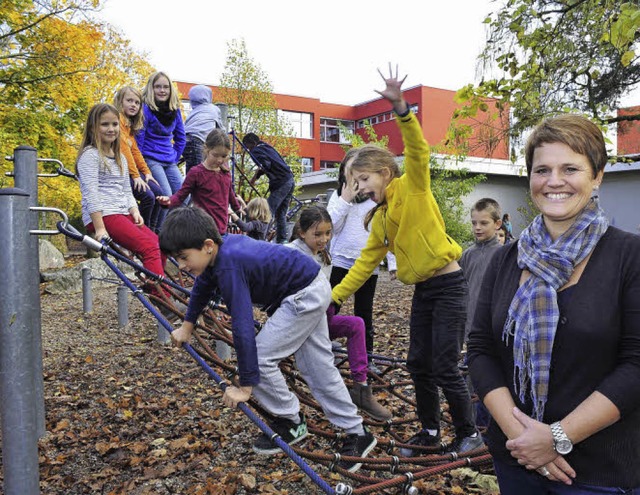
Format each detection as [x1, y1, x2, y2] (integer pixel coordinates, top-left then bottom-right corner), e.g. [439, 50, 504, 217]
[550, 421, 573, 455]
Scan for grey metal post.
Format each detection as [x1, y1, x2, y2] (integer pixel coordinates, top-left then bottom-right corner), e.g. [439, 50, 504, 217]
[0, 188, 40, 495]
[82, 267, 92, 313]
[216, 103, 228, 131]
[117, 286, 128, 328]
[12, 146, 45, 437]
[157, 321, 171, 344]
[216, 340, 232, 361]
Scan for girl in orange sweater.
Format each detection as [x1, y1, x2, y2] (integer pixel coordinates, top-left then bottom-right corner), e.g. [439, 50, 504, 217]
[114, 86, 164, 231]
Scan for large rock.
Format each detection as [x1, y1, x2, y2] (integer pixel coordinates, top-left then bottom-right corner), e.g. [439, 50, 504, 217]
[43, 257, 137, 294]
[39, 239, 65, 270]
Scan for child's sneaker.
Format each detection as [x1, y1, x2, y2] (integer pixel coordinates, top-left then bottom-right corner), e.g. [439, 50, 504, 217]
[399, 430, 441, 457]
[338, 427, 377, 472]
[253, 414, 308, 455]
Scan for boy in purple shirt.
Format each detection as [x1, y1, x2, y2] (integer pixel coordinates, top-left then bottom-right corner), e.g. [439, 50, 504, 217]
[159, 207, 376, 472]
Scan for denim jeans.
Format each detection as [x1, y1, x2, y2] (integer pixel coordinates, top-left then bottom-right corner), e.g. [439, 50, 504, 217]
[267, 180, 294, 243]
[407, 269, 476, 437]
[330, 266, 378, 354]
[145, 158, 184, 231]
[493, 458, 640, 495]
[130, 177, 164, 228]
[183, 135, 204, 175]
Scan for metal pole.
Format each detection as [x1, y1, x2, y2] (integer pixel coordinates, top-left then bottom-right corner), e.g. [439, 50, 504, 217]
[216, 103, 228, 131]
[12, 146, 45, 437]
[117, 286, 129, 328]
[216, 340, 232, 361]
[0, 188, 41, 495]
[82, 267, 92, 313]
[157, 321, 171, 344]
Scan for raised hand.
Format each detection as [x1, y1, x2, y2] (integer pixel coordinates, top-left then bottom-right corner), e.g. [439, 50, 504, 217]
[375, 63, 408, 114]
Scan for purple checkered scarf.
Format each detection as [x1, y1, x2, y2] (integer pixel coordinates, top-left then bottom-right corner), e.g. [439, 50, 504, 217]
[502, 198, 608, 420]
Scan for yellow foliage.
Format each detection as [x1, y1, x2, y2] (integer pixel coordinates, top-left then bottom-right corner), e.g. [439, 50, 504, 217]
[0, 0, 155, 224]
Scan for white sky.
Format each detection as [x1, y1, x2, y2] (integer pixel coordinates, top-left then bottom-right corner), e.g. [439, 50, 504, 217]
[97, 0, 498, 105]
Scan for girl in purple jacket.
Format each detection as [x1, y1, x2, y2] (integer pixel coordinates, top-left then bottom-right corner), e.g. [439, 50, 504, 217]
[137, 71, 186, 232]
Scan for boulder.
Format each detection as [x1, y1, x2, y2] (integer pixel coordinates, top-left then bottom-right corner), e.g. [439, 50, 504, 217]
[39, 239, 65, 270]
[43, 257, 137, 294]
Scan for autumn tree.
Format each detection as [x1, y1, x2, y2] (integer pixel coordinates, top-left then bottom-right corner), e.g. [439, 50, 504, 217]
[454, 0, 640, 158]
[218, 38, 301, 200]
[1, 0, 154, 233]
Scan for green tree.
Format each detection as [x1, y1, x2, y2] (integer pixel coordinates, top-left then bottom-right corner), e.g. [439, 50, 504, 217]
[218, 38, 301, 200]
[454, 0, 640, 157]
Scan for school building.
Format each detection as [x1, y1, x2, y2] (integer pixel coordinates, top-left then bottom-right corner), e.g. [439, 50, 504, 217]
[175, 81, 640, 236]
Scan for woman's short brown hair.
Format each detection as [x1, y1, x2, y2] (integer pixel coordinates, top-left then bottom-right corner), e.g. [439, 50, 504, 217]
[525, 114, 607, 178]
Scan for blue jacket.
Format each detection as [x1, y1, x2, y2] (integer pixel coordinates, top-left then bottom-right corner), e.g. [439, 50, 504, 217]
[184, 234, 320, 386]
[249, 142, 294, 190]
[136, 104, 186, 164]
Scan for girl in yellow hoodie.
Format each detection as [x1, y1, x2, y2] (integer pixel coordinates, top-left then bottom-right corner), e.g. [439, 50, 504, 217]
[331, 64, 481, 456]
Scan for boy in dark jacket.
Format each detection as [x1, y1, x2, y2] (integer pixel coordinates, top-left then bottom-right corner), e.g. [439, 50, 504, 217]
[242, 133, 295, 243]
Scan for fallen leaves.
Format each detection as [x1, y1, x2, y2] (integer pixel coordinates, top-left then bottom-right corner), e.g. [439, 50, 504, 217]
[34, 270, 493, 494]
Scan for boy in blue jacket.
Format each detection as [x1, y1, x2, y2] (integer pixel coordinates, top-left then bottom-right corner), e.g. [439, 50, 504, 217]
[243, 133, 295, 243]
[159, 207, 376, 472]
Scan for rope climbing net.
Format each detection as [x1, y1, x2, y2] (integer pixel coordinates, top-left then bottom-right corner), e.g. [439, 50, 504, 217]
[56, 220, 493, 495]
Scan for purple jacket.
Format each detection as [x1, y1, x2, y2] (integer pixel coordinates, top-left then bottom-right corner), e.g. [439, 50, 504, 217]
[136, 104, 186, 164]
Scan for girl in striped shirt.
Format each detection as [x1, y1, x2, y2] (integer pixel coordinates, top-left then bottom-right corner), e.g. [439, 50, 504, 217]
[76, 103, 167, 296]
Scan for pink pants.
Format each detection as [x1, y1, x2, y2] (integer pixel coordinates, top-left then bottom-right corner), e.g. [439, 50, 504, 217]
[327, 312, 368, 383]
[87, 214, 166, 292]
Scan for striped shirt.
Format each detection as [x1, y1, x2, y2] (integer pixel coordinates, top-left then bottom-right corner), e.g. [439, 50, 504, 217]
[77, 147, 137, 226]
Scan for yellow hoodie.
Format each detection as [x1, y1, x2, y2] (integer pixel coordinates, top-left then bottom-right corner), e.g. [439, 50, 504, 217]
[332, 111, 462, 305]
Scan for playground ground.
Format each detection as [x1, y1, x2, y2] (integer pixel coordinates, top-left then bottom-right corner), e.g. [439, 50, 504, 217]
[9, 262, 497, 494]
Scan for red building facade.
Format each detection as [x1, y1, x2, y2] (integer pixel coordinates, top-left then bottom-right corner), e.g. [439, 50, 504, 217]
[175, 81, 509, 174]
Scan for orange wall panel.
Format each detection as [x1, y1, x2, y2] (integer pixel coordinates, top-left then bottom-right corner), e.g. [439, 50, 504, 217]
[176, 80, 510, 171]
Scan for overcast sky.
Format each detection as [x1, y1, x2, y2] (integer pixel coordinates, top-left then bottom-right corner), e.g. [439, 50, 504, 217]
[98, 0, 500, 105]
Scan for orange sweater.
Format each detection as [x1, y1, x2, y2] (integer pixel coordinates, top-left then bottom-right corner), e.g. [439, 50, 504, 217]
[119, 115, 151, 179]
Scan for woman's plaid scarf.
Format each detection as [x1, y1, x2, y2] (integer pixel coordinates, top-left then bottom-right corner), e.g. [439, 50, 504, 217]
[502, 198, 608, 420]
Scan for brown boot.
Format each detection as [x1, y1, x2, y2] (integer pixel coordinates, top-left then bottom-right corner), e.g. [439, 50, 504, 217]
[349, 382, 392, 421]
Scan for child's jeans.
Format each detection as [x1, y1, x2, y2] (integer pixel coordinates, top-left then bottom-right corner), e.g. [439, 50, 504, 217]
[251, 272, 362, 431]
[407, 269, 476, 437]
[330, 266, 378, 355]
[145, 158, 184, 231]
[267, 179, 294, 243]
[183, 135, 204, 175]
[86, 214, 167, 296]
[326, 307, 368, 383]
[130, 177, 164, 228]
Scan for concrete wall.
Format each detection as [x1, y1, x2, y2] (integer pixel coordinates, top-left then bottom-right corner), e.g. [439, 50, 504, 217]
[297, 168, 640, 238]
[599, 170, 640, 234]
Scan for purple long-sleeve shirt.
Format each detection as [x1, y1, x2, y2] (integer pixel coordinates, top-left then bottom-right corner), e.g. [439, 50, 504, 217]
[185, 235, 320, 386]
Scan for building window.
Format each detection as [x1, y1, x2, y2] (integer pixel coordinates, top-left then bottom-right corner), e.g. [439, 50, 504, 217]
[357, 104, 419, 128]
[320, 118, 354, 144]
[301, 157, 314, 173]
[320, 161, 339, 170]
[278, 110, 313, 139]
